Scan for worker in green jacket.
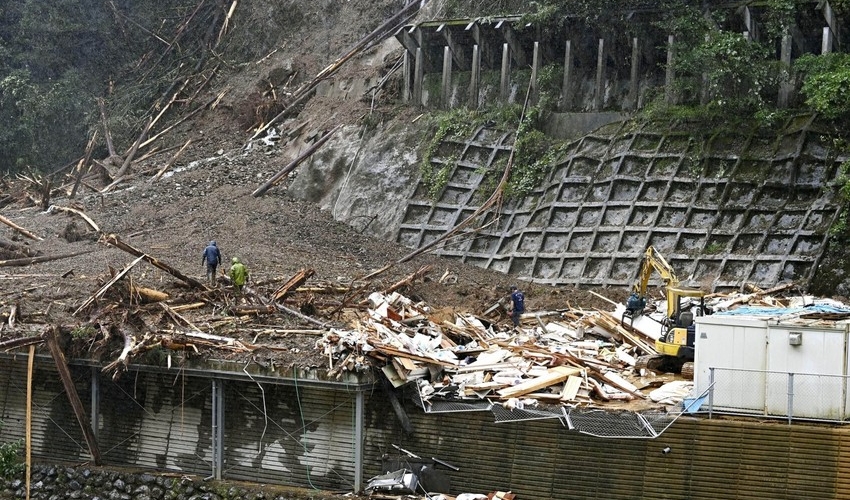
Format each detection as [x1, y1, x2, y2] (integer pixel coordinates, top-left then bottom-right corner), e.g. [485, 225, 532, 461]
[229, 257, 249, 293]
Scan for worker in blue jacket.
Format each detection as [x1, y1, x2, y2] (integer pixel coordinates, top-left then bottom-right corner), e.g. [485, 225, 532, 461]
[202, 241, 222, 286]
[509, 285, 525, 327]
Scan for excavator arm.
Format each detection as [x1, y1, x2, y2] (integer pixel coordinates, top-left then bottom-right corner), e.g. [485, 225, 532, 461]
[625, 246, 679, 318]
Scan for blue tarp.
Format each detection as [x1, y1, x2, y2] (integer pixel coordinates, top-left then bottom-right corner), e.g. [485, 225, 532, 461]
[715, 304, 850, 316]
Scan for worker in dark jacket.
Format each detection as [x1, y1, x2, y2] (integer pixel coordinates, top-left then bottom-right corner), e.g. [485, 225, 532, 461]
[202, 241, 222, 286]
[509, 285, 525, 327]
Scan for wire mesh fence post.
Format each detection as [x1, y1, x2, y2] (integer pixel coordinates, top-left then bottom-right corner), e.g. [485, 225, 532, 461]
[709, 367, 715, 419]
[787, 372, 794, 424]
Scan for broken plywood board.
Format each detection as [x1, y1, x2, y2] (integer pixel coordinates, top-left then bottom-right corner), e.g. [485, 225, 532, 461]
[497, 365, 582, 399]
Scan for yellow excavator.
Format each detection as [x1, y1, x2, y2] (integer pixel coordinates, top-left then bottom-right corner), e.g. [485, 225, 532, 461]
[623, 246, 709, 378]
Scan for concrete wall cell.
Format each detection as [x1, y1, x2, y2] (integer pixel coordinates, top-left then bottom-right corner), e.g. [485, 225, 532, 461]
[735, 160, 771, 183]
[589, 182, 611, 201]
[775, 212, 805, 230]
[518, 232, 543, 251]
[430, 206, 459, 224]
[585, 257, 612, 278]
[549, 207, 578, 227]
[694, 183, 724, 204]
[753, 260, 782, 282]
[744, 211, 774, 230]
[568, 156, 600, 176]
[733, 234, 762, 253]
[508, 257, 535, 275]
[529, 209, 550, 227]
[469, 235, 497, 253]
[511, 212, 532, 229]
[797, 159, 836, 185]
[451, 165, 480, 183]
[498, 234, 520, 254]
[648, 156, 681, 177]
[688, 209, 717, 227]
[629, 206, 657, 225]
[611, 258, 635, 280]
[668, 181, 696, 202]
[558, 183, 589, 203]
[631, 134, 661, 152]
[542, 232, 570, 252]
[775, 133, 801, 157]
[658, 134, 692, 154]
[533, 258, 562, 279]
[568, 232, 593, 252]
[677, 233, 706, 252]
[695, 259, 722, 278]
[763, 235, 794, 254]
[781, 261, 812, 280]
[647, 232, 677, 251]
[639, 181, 667, 201]
[765, 160, 796, 184]
[725, 184, 758, 206]
[441, 186, 472, 204]
[618, 155, 649, 176]
[577, 206, 602, 226]
[709, 134, 746, 156]
[593, 231, 620, 251]
[599, 158, 619, 177]
[803, 210, 831, 232]
[577, 136, 612, 156]
[621, 231, 649, 251]
[724, 259, 754, 279]
[559, 258, 584, 278]
[792, 235, 821, 255]
[756, 186, 792, 208]
[602, 206, 630, 225]
[747, 136, 776, 158]
[610, 180, 641, 201]
[658, 207, 687, 226]
[403, 203, 433, 225]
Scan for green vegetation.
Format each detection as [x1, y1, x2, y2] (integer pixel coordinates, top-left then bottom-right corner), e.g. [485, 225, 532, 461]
[0, 422, 23, 480]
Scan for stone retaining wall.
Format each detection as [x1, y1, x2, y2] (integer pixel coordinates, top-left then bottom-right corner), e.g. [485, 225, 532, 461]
[1, 465, 347, 500]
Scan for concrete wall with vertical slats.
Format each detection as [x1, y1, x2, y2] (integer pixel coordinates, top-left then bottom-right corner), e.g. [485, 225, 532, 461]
[364, 393, 850, 500]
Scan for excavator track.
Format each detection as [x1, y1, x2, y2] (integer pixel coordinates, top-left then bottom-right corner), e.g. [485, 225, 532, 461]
[635, 354, 687, 375]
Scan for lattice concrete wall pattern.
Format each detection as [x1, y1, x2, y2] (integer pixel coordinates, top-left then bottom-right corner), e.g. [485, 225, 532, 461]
[396, 116, 842, 291]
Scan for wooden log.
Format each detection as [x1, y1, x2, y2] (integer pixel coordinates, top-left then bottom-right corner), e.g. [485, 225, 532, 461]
[73, 255, 144, 316]
[130, 284, 169, 303]
[44, 326, 102, 465]
[102, 233, 207, 290]
[272, 268, 315, 302]
[252, 124, 342, 197]
[70, 130, 99, 199]
[0, 250, 94, 268]
[111, 117, 153, 181]
[47, 205, 101, 232]
[150, 139, 192, 182]
[497, 366, 582, 399]
[0, 335, 44, 351]
[0, 215, 43, 241]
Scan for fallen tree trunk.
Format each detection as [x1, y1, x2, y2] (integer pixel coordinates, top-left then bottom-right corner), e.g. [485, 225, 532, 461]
[252, 124, 342, 197]
[0, 335, 45, 351]
[0, 215, 43, 241]
[0, 237, 39, 257]
[102, 233, 207, 289]
[44, 326, 102, 465]
[74, 255, 144, 316]
[47, 205, 101, 233]
[0, 250, 93, 268]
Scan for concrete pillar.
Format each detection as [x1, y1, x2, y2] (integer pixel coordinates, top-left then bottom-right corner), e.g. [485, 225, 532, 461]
[531, 42, 540, 104]
[413, 47, 424, 106]
[211, 378, 225, 480]
[778, 33, 792, 108]
[500, 42, 510, 101]
[90, 367, 100, 439]
[823, 26, 834, 53]
[665, 35, 676, 104]
[469, 44, 480, 108]
[594, 38, 604, 111]
[630, 37, 640, 110]
[560, 40, 572, 111]
[402, 51, 411, 103]
[441, 46, 452, 109]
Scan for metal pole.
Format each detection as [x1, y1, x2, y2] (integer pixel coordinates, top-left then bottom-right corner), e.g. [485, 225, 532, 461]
[91, 367, 100, 440]
[354, 390, 365, 492]
[211, 379, 224, 480]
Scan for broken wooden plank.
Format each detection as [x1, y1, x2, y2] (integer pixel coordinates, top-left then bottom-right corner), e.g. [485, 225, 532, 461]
[497, 366, 582, 399]
[48, 205, 101, 232]
[560, 375, 583, 401]
[272, 268, 315, 302]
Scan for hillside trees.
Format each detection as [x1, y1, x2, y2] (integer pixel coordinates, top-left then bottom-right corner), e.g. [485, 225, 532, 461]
[0, 0, 227, 175]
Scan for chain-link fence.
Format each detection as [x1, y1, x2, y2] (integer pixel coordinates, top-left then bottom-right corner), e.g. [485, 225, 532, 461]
[706, 367, 850, 423]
